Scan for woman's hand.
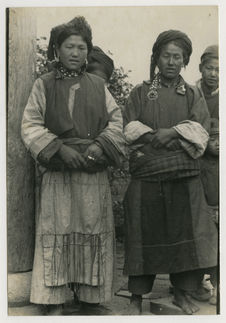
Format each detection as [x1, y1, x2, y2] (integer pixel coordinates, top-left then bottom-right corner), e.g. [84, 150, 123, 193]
[166, 139, 181, 151]
[83, 143, 104, 162]
[151, 128, 178, 148]
[58, 145, 87, 169]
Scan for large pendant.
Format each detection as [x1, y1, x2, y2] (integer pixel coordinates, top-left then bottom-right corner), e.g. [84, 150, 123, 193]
[176, 84, 186, 95]
[147, 88, 158, 100]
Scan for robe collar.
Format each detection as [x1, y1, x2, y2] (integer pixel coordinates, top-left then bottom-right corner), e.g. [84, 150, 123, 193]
[146, 73, 186, 100]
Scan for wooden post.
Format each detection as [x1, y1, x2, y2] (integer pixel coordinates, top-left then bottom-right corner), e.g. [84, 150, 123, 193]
[7, 8, 37, 272]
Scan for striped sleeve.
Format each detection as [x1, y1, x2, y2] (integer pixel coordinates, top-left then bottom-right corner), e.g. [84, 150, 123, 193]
[21, 78, 58, 160]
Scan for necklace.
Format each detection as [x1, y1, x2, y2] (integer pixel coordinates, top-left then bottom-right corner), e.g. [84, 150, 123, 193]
[55, 62, 86, 79]
[147, 73, 186, 100]
[147, 73, 161, 100]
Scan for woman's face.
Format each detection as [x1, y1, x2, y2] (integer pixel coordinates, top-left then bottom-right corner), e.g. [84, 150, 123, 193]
[157, 42, 184, 80]
[57, 35, 88, 71]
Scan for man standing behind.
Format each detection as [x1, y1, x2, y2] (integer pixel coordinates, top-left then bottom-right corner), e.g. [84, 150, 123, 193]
[194, 45, 219, 305]
[197, 45, 219, 119]
[87, 46, 114, 84]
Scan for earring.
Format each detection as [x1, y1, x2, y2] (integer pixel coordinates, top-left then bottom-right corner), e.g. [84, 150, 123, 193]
[83, 58, 88, 70]
[55, 56, 59, 62]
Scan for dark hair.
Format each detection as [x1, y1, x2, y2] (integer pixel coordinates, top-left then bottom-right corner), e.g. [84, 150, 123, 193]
[56, 29, 90, 51]
[47, 16, 93, 61]
[150, 30, 192, 81]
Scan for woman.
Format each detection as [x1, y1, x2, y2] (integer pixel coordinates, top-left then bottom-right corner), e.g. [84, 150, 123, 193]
[21, 16, 125, 315]
[123, 30, 218, 315]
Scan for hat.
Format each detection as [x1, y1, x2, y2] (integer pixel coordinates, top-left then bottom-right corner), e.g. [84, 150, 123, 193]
[201, 45, 218, 64]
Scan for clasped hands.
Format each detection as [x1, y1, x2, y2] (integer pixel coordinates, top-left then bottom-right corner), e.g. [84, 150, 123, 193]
[143, 128, 181, 150]
[57, 143, 103, 169]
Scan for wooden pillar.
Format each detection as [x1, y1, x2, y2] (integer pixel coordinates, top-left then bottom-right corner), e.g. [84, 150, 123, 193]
[7, 8, 37, 272]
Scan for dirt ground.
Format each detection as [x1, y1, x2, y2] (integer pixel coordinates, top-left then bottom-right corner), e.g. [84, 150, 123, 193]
[8, 241, 217, 316]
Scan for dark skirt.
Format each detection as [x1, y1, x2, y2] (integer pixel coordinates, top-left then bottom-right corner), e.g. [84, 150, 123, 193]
[123, 175, 218, 275]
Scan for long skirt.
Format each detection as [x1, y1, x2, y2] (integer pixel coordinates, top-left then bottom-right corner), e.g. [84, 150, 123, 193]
[30, 170, 115, 304]
[123, 175, 218, 276]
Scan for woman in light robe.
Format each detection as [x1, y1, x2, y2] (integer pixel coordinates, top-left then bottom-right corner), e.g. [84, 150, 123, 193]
[21, 16, 125, 315]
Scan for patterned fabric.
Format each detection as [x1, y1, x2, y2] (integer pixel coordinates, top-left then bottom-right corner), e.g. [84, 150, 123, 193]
[57, 62, 80, 78]
[129, 149, 200, 180]
[42, 232, 104, 287]
[147, 73, 186, 100]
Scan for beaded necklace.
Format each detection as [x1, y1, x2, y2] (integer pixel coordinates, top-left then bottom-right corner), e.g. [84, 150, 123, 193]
[55, 62, 86, 79]
[147, 73, 186, 100]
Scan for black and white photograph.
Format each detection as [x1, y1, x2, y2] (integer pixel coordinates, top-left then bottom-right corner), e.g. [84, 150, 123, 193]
[1, 0, 225, 320]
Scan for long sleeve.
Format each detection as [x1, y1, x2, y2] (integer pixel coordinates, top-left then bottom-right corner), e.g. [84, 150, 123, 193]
[173, 120, 209, 159]
[123, 84, 154, 144]
[21, 78, 61, 160]
[172, 85, 210, 159]
[123, 84, 142, 126]
[124, 121, 154, 145]
[95, 87, 126, 166]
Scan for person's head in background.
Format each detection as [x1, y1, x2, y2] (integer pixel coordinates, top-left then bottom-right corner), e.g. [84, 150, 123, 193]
[87, 46, 114, 84]
[199, 45, 219, 92]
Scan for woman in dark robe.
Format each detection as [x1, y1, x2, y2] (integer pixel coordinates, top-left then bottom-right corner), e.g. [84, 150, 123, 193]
[21, 16, 125, 315]
[123, 30, 218, 315]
